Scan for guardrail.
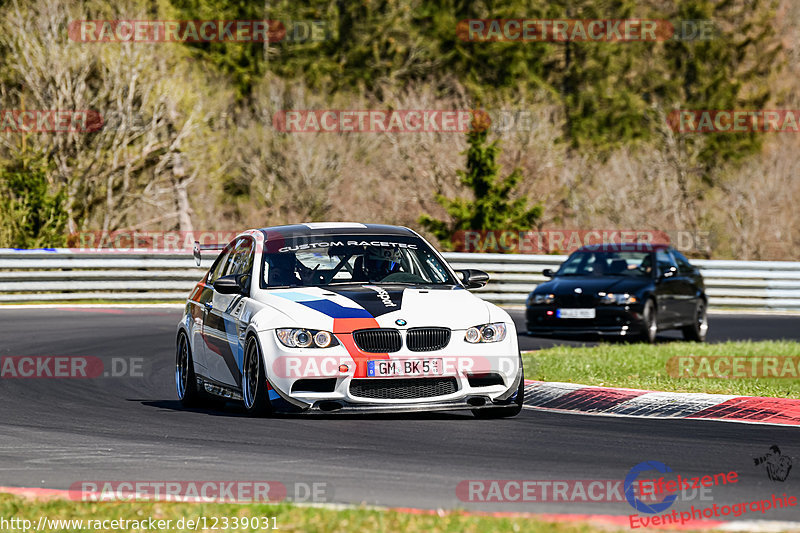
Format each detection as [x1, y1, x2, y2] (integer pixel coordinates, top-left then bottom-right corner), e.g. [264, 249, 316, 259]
[1, 249, 799, 310]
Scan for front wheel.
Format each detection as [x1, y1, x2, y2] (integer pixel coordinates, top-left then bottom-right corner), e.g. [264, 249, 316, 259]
[682, 300, 708, 342]
[639, 299, 657, 344]
[242, 336, 273, 417]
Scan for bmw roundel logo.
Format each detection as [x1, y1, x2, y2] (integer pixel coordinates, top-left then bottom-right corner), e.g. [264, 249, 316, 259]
[574, 288, 583, 294]
[395, 319, 407, 326]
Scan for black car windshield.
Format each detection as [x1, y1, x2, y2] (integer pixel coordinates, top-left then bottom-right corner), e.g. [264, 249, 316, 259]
[556, 251, 653, 278]
[260, 234, 457, 288]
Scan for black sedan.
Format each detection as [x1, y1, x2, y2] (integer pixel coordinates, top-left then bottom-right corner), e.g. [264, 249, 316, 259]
[525, 243, 707, 343]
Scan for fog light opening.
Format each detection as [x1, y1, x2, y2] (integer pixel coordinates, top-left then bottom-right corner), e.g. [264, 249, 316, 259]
[467, 397, 486, 407]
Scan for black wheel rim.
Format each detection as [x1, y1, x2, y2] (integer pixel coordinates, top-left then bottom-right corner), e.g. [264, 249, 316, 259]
[176, 335, 188, 399]
[243, 340, 259, 409]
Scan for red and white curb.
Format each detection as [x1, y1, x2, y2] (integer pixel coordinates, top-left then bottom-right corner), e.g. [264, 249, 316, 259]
[1, 486, 798, 531]
[523, 380, 800, 427]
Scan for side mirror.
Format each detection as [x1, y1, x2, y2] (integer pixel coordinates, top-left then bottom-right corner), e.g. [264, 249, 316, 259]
[660, 266, 678, 279]
[458, 269, 490, 289]
[214, 274, 247, 295]
[542, 268, 554, 278]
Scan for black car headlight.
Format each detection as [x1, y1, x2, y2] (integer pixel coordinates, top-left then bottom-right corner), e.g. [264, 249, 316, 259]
[465, 322, 507, 343]
[597, 292, 638, 305]
[276, 328, 339, 348]
[531, 293, 555, 305]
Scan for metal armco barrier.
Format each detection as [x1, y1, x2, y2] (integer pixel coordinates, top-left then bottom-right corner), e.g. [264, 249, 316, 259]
[1, 249, 799, 310]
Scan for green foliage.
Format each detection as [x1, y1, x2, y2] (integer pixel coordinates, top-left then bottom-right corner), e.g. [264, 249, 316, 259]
[419, 120, 542, 249]
[0, 152, 67, 248]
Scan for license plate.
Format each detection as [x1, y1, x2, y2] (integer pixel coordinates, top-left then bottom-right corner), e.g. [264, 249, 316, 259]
[556, 308, 596, 319]
[367, 359, 442, 377]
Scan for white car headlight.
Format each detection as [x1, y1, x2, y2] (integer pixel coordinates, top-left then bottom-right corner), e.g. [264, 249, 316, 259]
[597, 292, 638, 305]
[276, 328, 338, 348]
[465, 322, 507, 343]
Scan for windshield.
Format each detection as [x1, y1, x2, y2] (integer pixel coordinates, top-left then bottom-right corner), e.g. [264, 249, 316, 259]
[556, 251, 653, 278]
[259, 234, 457, 288]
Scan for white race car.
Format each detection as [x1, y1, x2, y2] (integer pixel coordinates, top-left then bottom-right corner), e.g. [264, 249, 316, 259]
[176, 223, 523, 417]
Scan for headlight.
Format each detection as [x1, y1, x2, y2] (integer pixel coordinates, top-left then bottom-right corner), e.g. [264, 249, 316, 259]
[465, 322, 507, 343]
[276, 328, 339, 348]
[532, 293, 555, 305]
[597, 292, 638, 305]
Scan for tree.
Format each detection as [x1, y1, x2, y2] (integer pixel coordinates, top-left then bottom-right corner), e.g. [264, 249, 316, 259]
[418, 113, 543, 249]
[0, 151, 67, 248]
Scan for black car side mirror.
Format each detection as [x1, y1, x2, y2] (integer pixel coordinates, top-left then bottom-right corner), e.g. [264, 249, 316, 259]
[542, 268, 554, 278]
[214, 274, 247, 295]
[458, 269, 490, 289]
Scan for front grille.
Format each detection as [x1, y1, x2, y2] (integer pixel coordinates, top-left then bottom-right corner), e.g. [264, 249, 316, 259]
[353, 328, 401, 353]
[350, 377, 458, 399]
[406, 327, 451, 351]
[554, 294, 597, 307]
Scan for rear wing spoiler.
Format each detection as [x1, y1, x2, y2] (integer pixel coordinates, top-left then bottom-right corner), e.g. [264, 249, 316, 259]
[193, 240, 227, 266]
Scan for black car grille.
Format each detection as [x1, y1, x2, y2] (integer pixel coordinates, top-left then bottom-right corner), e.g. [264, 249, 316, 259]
[554, 294, 597, 307]
[350, 377, 458, 399]
[406, 327, 451, 351]
[353, 329, 402, 353]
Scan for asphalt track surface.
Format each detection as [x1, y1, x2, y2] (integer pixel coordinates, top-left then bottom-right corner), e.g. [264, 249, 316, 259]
[0, 307, 798, 519]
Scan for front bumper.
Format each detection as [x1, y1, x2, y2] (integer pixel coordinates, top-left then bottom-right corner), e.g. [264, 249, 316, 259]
[525, 304, 647, 338]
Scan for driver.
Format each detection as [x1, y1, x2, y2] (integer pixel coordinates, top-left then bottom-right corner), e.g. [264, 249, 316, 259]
[361, 247, 402, 281]
[266, 253, 298, 286]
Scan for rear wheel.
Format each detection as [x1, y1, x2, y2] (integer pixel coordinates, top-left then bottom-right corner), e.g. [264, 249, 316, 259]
[472, 365, 524, 419]
[176, 332, 200, 407]
[682, 300, 708, 342]
[639, 299, 657, 344]
[242, 336, 273, 417]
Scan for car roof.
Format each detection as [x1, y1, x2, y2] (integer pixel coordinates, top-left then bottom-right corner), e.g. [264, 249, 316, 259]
[574, 242, 672, 252]
[257, 222, 417, 240]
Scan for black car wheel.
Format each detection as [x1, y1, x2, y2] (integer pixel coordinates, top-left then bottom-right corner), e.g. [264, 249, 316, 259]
[682, 300, 708, 342]
[242, 336, 273, 417]
[176, 332, 200, 407]
[640, 299, 657, 343]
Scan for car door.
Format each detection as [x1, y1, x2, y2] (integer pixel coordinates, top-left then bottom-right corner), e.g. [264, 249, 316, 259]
[670, 248, 701, 324]
[654, 249, 681, 325]
[192, 244, 233, 375]
[202, 237, 254, 388]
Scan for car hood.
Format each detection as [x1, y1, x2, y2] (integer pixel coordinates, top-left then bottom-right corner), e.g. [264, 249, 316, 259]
[537, 276, 650, 295]
[252, 285, 492, 331]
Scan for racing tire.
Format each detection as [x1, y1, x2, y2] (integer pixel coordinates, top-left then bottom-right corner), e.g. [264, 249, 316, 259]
[242, 336, 273, 417]
[176, 331, 201, 407]
[639, 299, 657, 344]
[472, 364, 524, 419]
[682, 299, 708, 342]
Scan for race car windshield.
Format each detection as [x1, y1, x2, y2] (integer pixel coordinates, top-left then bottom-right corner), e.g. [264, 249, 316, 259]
[260, 235, 457, 288]
[556, 251, 653, 277]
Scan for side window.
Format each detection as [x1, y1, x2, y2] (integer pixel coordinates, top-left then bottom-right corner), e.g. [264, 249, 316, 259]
[672, 249, 695, 274]
[228, 237, 255, 276]
[207, 245, 234, 284]
[656, 249, 677, 275]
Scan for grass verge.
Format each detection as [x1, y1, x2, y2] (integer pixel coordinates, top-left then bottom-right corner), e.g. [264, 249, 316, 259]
[0, 493, 603, 533]
[523, 340, 800, 398]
